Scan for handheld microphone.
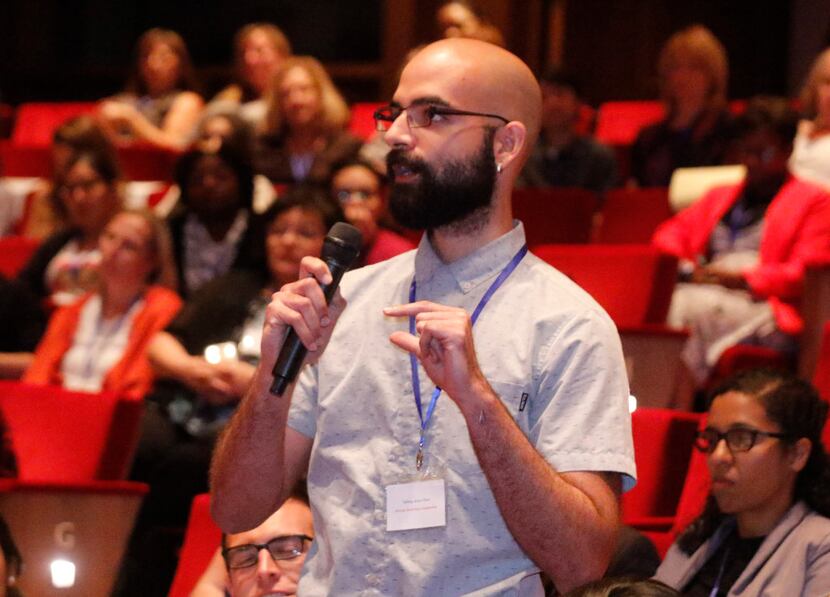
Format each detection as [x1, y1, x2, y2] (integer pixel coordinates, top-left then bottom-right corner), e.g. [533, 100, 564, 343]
[269, 222, 362, 396]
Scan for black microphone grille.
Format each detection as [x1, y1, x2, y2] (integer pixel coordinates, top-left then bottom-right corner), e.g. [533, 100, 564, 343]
[323, 221, 362, 262]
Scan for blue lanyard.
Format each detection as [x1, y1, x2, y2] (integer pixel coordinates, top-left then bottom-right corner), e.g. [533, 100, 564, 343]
[408, 243, 528, 470]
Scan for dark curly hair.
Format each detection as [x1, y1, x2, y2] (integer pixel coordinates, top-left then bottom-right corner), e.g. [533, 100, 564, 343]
[677, 369, 830, 554]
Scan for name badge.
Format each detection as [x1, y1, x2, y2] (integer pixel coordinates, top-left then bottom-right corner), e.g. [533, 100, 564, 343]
[385, 479, 446, 532]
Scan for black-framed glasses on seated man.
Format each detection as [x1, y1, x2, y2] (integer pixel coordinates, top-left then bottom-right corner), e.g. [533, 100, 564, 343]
[222, 534, 313, 570]
[374, 103, 509, 132]
[694, 427, 791, 454]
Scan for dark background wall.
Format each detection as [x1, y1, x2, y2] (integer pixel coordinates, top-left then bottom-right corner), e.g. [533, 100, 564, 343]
[1, 0, 828, 107]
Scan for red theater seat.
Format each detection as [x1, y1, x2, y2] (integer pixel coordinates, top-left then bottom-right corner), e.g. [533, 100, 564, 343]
[0, 141, 52, 177]
[594, 101, 665, 147]
[593, 187, 672, 244]
[11, 102, 98, 146]
[621, 408, 701, 523]
[348, 102, 384, 141]
[0, 381, 143, 481]
[628, 414, 710, 557]
[0, 236, 40, 278]
[533, 244, 677, 327]
[168, 493, 223, 597]
[513, 188, 599, 247]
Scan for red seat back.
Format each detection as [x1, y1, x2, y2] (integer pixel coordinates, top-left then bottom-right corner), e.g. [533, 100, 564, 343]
[594, 101, 665, 146]
[168, 493, 223, 597]
[533, 244, 678, 327]
[348, 102, 384, 141]
[513, 187, 599, 247]
[0, 141, 52, 177]
[812, 321, 830, 451]
[0, 381, 142, 481]
[0, 236, 40, 278]
[622, 408, 701, 522]
[594, 187, 672, 244]
[11, 102, 98, 146]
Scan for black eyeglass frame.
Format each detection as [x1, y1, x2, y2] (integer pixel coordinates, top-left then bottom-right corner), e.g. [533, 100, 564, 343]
[694, 427, 791, 454]
[222, 534, 313, 570]
[373, 103, 510, 132]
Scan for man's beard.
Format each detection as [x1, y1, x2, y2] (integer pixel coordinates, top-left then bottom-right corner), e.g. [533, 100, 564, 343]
[386, 128, 497, 233]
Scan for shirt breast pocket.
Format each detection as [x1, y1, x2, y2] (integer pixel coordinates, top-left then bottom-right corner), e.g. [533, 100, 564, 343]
[489, 379, 533, 437]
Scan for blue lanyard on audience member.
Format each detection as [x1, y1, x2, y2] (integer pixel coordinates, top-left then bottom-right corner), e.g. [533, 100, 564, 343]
[709, 543, 732, 597]
[408, 243, 528, 471]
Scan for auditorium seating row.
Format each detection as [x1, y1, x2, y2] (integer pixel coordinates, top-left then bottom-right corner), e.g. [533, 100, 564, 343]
[5, 318, 830, 594]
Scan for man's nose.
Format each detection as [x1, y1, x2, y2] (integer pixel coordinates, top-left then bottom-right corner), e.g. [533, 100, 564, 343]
[383, 109, 413, 148]
[256, 549, 282, 580]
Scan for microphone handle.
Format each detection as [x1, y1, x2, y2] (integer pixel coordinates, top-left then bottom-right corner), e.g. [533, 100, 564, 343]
[268, 258, 347, 396]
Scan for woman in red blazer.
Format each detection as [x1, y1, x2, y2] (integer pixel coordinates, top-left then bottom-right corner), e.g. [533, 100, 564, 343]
[23, 209, 181, 398]
[653, 97, 830, 387]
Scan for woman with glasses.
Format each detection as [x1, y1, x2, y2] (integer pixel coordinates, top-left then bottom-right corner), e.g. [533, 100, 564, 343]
[253, 56, 362, 185]
[329, 158, 414, 267]
[654, 369, 830, 595]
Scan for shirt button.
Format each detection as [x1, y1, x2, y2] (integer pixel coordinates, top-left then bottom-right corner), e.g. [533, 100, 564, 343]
[461, 282, 472, 291]
[365, 573, 380, 585]
[374, 510, 385, 522]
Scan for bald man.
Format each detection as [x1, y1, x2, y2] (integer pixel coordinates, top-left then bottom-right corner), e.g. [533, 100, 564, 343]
[211, 39, 635, 595]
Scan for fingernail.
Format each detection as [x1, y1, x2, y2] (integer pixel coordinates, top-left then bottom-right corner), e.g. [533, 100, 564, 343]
[308, 342, 318, 351]
[321, 316, 330, 326]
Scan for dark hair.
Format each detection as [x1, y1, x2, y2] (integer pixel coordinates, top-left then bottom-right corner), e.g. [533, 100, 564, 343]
[564, 577, 679, 597]
[539, 67, 583, 99]
[330, 157, 386, 187]
[174, 145, 255, 211]
[729, 96, 799, 147]
[125, 28, 201, 96]
[263, 184, 344, 233]
[52, 115, 116, 158]
[195, 111, 255, 161]
[0, 514, 22, 582]
[677, 369, 830, 553]
[0, 408, 18, 478]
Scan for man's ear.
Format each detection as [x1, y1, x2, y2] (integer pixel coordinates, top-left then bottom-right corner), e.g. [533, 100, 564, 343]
[493, 121, 527, 172]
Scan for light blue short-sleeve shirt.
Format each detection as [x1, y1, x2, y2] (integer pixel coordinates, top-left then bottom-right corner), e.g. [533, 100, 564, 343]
[288, 222, 636, 596]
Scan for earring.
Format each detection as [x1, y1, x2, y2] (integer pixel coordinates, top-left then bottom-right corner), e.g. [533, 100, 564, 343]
[496, 163, 503, 174]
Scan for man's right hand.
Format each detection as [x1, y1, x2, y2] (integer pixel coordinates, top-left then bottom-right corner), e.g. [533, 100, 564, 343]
[261, 256, 346, 370]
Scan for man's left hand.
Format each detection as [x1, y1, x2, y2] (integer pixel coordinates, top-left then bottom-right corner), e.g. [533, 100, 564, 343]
[384, 301, 489, 406]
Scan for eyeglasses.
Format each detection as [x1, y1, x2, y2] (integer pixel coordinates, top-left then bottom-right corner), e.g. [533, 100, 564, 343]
[694, 427, 790, 454]
[222, 534, 312, 570]
[335, 189, 376, 203]
[373, 103, 509, 132]
[58, 177, 104, 197]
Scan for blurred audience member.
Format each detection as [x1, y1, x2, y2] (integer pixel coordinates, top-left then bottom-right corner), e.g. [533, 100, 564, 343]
[210, 23, 292, 130]
[653, 98, 830, 388]
[14, 116, 117, 240]
[153, 112, 275, 217]
[191, 489, 313, 597]
[789, 47, 830, 189]
[17, 148, 122, 306]
[168, 146, 266, 297]
[632, 25, 732, 187]
[0, 515, 22, 597]
[98, 28, 204, 151]
[436, 1, 505, 46]
[21, 209, 180, 397]
[119, 189, 339, 596]
[254, 56, 362, 185]
[330, 158, 414, 266]
[519, 68, 617, 194]
[655, 370, 830, 595]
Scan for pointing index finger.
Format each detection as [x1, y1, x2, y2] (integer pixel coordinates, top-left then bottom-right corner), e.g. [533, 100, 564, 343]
[383, 300, 450, 317]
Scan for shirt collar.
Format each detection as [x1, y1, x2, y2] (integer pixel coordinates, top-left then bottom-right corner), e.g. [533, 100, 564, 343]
[413, 220, 527, 294]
